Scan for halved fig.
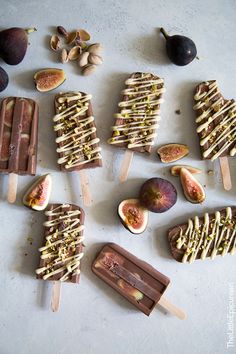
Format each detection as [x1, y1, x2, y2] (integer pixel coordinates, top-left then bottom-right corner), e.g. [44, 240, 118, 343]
[139, 178, 177, 213]
[23, 174, 52, 210]
[180, 168, 205, 203]
[118, 198, 148, 234]
[34, 68, 66, 92]
[157, 143, 189, 163]
[171, 165, 202, 176]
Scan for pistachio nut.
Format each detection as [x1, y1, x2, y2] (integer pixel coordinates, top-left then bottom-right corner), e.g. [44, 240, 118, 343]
[82, 64, 96, 76]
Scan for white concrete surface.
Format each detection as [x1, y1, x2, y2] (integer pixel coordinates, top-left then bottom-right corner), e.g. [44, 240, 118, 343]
[0, 1, 235, 353]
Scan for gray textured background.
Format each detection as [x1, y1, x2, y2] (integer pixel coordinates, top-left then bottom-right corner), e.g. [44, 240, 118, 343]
[0, 1, 236, 353]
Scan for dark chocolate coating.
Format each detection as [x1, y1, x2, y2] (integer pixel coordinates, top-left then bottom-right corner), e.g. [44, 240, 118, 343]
[37, 203, 85, 283]
[194, 81, 235, 160]
[109, 72, 164, 153]
[168, 207, 236, 262]
[0, 97, 38, 175]
[54, 92, 102, 172]
[92, 243, 170, 316]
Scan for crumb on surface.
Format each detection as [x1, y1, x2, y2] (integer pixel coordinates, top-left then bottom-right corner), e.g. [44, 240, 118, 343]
[175, 109, 181, 115]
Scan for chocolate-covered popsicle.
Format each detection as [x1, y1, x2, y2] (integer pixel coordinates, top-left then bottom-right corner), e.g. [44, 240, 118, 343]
[53, 91, 102, 172]
[193, 80, 236, 161]
[0, 97, 38, 174]
[168, 207, 236, 263]
[108, 72, 165, 153]
[36, 203, 85, 283]
[92, 243, 172, 316]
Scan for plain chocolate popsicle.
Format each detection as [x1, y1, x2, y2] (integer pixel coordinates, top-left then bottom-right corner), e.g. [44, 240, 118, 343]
[36, 203, 85, 283]
[193, 80, 236, 161]
[0, 97, 38, 175]
[92, 243, 170, 316]
[53, 91, 102, 172]
[168, 207, 236, 263]
[108, 72, 165, 153]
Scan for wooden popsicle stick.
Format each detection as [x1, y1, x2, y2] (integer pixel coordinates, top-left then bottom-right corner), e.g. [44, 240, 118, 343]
[158, 296, 186, 320]
[79, 170, 92, 207]
[119, 150, 134, 182]
[51, 281, 61, 312]
[219, 156, 232, 191]
[7, 173, 18, 203]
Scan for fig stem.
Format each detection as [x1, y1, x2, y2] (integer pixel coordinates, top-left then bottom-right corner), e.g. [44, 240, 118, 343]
[160, 27, 169, 40]
[25, 28, 37, 34]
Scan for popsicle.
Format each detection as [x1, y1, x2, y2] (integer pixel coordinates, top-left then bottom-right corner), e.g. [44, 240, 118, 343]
[92, 243, 186, 319]
[0, 97, 39, 202]
[53, 91, 102, 206]
[193, 80, 236, 190]
[36, 203, 85, 311]
[107, 72, 165, 181]
[168, 207, 236, 263]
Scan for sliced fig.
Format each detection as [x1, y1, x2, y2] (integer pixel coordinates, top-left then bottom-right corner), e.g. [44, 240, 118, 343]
[23, 174, 52, 211]
[139, 178, 177, 213]
[157, 143, 189, 163]
[180, 168, 205, 203]
[118, 198, 148, 234]
[34, 68, 66, 92]
[171, 165, 202, 176]
[117, 279, 144, 301]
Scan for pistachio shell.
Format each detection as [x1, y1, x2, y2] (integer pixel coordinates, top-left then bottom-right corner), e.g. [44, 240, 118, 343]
[78, 51, 89, 67]
[88, 53, 103, 65]
[68, 46, 81, 61]
[50, 35, 61, 51]
[82, 64, 96, 76]
[87, 43, 103, 55]
[67, 31, 77, 45]
[61, 48, 68, 63]
[77, 29, 91, 41]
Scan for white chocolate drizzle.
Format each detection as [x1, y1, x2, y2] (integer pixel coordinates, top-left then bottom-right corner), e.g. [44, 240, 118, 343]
[175, 207, 236, 263]
[108, 73, 165, 150]
[53, 92, 102, 169]
[193, 81, 236, 161]
[36, 204, 85, 281]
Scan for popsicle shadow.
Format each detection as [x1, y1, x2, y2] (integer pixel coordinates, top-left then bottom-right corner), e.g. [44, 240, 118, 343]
[89, 177, 146, 226]
[175, 80, 202, 161]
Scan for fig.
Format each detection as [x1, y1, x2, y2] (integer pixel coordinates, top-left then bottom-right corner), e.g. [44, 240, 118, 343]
[180, 168, 205, 203]
[139, 178, 177, 213]
[23, 174, 52, 211]
[157, 143, 189, 163]
[118, 199, 148, 234]
[160, 27, 197, 66]
[0, 66, 9, 92]
[0, 27, 36, 65]
[34, 68, 66, 92]
[117, 279, 143, 301]
[171, 165, 202, 176]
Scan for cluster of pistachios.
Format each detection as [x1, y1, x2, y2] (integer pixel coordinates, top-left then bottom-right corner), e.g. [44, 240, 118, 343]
[50, 26, 103, 76]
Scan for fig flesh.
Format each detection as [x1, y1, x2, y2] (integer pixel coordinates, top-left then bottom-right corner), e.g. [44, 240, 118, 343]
[160, 27, 197, 66]
[139, 178, 177, 213]
[171, 165, 202, 176]
[0, 66, 9, 92]
[118, 198, 148, 234]
[34, 68, 66, 92]
[0, 27, 36, 65]
[157, 143, 189, 163]
[23, 174, 52, 211]
[180, 168, 205, 203]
